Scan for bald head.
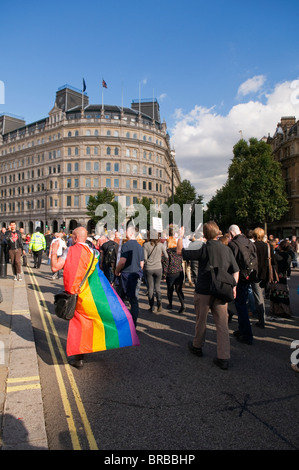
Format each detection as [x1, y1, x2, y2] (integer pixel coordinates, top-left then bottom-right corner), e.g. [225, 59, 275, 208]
[229, 225, 241, 238]
[72, 227, 88, 243]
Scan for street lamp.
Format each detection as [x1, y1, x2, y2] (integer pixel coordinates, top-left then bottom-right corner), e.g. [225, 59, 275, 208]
[170, 149, 176, 205]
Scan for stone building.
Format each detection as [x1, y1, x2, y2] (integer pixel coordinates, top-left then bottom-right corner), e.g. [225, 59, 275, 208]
[268, 116, 299, 238]
[0, 85, 180, 234]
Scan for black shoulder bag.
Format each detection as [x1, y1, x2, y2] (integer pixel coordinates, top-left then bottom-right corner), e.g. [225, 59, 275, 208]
[207, 245, 236, 303]
[54, 251, 95, 320]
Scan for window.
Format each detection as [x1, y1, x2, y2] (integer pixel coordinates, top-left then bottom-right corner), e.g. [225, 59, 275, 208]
[68, 148, 71, 156]
[133, 180, 137, 189]
[126, 163, 130, 173]
[143, 181, 146, 190]
[94, 130, 99, 136]
[75, 147, 79, 155]
[67, 196, 71, 206]
[114, 147, 119, 156]
[93, 178, 99, 188]
[86, 147, 90, 155]
[67, 163, 72, 172]
[114, 179, 119, 188]
[114, 131, 119, 137]
[74, 195, 79, 206]
[107, 147, 111, 155]
[94, 162, 99, 171]
[85, 178, 91, 188]
[86, 162, 91, 171]
[74, 162, 79, 171]
[126, 149, 130, 157]
[74, 178, 79, 188]
[132, 164, 138, 174]
[106, 162, 111, 171]
[149, 182, 152, 190]
[86, 130, 91, 136]
[106, 178, 111, 188]
[94, 147, 98, 155]
[114, 163, 119, 172]
[126, 179, 130, 189]
[67, 179, 71, 188]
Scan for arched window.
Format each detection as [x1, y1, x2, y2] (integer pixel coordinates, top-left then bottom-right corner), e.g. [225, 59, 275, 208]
[107, 147, 111, 155]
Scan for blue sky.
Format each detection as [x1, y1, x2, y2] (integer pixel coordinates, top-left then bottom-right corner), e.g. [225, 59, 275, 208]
[1, 0, 299, 204]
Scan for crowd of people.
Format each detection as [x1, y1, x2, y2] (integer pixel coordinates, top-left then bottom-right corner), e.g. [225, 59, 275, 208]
[1, 220, 298, 372]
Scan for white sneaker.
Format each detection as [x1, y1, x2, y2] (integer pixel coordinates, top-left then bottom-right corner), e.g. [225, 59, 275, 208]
[18, 275, 22, 281]
[14, 276, 17, 281]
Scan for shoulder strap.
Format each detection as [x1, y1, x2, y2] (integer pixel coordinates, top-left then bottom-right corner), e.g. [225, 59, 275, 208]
[147, 244, 157, 260]
[78, 250, 95, 292]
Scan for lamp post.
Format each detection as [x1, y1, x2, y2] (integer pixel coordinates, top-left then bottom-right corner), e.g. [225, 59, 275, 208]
[170, 149, 176, 205]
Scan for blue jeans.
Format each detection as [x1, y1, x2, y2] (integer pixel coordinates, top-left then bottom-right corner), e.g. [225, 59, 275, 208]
[103, 266, 114, 284]
[118, 272, 142, 327]
[235, 282, 253, 342]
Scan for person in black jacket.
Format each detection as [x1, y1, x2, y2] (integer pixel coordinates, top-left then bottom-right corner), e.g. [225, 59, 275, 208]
[5, 221, 25, 281]
[178, 222, 239, 370]
[228, 225, 257, 345]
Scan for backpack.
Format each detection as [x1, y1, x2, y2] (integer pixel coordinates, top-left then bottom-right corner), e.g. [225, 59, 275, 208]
[231, 237, 258, 282]
[105, 244, 116, 267]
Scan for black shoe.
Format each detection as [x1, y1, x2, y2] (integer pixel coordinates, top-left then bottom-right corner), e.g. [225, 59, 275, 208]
[178, 306, 185, 313]
[233, 330, 241, 337]
[235, 334, 253, 345]
[166, 304, 172, 310]
[255, 321, 265, 328]
[213, 357, 229, 370]
[70, 355, 84, 369]
[188, 340, 203, 357]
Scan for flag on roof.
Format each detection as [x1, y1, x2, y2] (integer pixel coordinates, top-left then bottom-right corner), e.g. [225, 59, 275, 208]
[63, 243, 139, 357]
[102, 79, 107, 88]
[82, 78, 86, 92]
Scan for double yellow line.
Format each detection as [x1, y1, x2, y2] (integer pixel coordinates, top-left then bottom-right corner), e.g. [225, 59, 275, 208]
[27, 266, 98, 450]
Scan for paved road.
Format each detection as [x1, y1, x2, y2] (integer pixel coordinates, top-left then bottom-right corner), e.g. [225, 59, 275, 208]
[1, 257, 299, 452]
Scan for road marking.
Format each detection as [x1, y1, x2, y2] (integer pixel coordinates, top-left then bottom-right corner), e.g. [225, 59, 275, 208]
[6, 376, 41, 392]
[27, 266, 98, 450]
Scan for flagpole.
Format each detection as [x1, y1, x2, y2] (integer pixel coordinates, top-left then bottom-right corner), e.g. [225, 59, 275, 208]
[139, 81, 141, 114]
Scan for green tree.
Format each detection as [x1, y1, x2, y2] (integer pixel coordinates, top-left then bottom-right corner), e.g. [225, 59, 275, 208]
[165, 179, 203, 230]
[86, 188, 124, 229]
[205, 138, 289, 232]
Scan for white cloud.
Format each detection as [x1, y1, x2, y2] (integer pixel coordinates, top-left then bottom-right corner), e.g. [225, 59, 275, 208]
[237, 74, 266, 97]
[170, 78, 299, 206]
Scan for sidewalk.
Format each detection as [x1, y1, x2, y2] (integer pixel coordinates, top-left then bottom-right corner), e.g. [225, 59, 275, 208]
[0, 264, 48, 450]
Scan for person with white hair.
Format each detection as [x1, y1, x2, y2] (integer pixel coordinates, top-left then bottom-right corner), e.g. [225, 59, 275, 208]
[228, 224, 257, 345]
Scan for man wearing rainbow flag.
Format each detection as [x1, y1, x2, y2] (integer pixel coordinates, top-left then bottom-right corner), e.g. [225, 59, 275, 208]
[51, 226, 139, 369]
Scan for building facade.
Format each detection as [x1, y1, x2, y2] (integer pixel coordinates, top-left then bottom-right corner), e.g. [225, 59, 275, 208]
[0, 85, 180, 234]
[268, 116, 299, 238]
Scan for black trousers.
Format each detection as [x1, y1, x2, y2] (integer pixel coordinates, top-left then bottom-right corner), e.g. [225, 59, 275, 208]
[33, 249, 43, 268]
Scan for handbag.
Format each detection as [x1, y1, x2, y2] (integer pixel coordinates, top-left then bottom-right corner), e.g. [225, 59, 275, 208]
[54, 251, 95, 320]
[207, 245, 236, 303]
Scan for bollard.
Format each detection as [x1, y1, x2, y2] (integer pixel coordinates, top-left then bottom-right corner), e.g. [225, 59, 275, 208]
[0, 242, 7, 278]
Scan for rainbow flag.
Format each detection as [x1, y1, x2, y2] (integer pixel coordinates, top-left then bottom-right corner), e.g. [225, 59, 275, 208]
[63, 243, 139, 357]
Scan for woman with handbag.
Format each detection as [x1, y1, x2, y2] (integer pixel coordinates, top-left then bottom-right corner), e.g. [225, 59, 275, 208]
[143, 232, 168, 313]
[270, 239, 292, 318]
[177, 222, 239, 370]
